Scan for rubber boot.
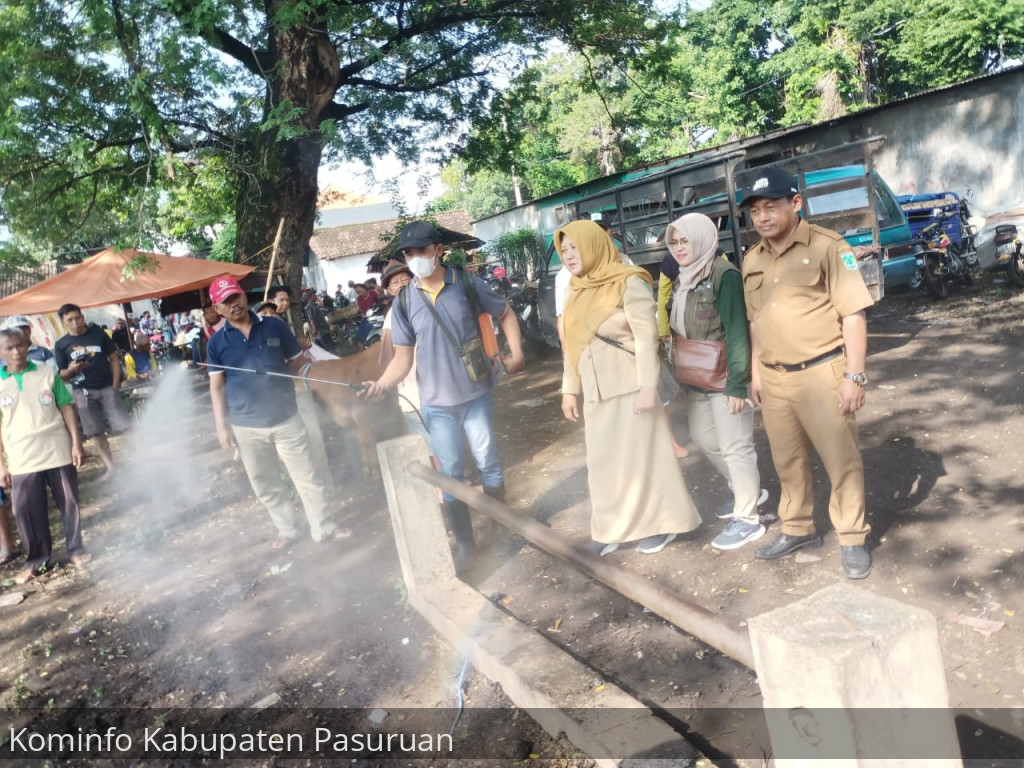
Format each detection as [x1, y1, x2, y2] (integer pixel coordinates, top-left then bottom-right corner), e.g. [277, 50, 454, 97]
[482, 483, 507, 503]
[442, 500, 476, 572]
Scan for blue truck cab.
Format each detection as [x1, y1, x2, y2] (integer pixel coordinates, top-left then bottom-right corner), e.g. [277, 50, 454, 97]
[796, 166, 916, 290]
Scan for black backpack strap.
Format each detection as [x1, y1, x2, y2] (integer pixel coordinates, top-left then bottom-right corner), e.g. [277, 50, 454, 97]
[395, 284, 410, 327]
[454, 268, 484, 325]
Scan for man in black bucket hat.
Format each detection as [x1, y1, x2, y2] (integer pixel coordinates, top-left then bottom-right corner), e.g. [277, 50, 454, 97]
[361, 221, 525, 572]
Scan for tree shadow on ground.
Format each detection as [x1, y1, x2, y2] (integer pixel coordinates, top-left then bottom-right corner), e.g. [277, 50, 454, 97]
[860, 436, 948, 546]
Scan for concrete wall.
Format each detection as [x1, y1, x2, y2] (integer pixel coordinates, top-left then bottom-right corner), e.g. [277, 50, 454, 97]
[766, 67, 1024, 220]
[474, 202, 542, 247]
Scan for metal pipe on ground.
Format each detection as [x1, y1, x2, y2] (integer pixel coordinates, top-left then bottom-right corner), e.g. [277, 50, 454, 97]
[407, 461, 755, 670]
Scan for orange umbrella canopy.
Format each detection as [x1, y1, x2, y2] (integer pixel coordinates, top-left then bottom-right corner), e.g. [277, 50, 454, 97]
[0, 248, 255, 315]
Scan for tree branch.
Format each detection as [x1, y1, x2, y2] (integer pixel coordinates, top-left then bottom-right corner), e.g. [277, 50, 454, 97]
[163, 0, 271, 79]
[336, 1, 524, 83]
[320, 101, 373, 121]
[346, 69, 489, 94]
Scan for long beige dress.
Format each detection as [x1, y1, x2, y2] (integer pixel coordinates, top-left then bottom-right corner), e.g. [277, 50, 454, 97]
[562, 277, 701, 543]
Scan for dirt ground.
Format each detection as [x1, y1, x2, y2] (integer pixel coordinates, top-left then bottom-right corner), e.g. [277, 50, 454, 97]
[1, 273, 1022, 766]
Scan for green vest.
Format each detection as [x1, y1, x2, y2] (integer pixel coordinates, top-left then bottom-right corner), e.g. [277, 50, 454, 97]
[679, 256, 738, 342]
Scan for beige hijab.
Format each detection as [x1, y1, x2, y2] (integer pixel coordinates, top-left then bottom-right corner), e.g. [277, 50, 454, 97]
[666, 213, 719, 338]
[559, 220, 652, 369]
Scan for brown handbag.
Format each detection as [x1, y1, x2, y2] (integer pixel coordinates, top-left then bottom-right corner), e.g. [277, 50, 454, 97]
[673, 336, 728, 391]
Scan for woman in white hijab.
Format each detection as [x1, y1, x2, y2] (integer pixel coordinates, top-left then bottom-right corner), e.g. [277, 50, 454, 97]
[667, 213, 767, 551]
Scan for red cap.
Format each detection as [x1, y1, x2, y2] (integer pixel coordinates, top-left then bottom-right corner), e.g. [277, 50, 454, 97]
[209, 275, 244, 304]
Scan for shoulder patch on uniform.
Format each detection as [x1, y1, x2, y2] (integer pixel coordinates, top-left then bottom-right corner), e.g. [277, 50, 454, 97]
[840, 250, 858, 271]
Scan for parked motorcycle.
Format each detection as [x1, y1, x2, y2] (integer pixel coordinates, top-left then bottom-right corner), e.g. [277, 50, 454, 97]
[961, 210, 1023, 289]
[912, 208, 973, 299]
[950, 199, 980, 268]
[335, 310, 383, 354]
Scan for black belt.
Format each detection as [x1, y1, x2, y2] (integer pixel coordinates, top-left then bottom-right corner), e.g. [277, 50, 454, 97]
[762, 346, 843, 373]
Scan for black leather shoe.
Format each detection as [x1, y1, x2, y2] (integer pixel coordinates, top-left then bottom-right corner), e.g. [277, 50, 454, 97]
[841, 545, 872, 579]
[754, 532, 823, 560]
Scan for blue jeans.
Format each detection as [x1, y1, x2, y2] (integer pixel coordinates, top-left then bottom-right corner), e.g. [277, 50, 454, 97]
[421, 392, 503, 502]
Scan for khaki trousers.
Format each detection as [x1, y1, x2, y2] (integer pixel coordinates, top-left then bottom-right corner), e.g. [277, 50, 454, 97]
[688, 391, 761, 525]
[231, 413, 336, 541]
[759, 357, 869, 545]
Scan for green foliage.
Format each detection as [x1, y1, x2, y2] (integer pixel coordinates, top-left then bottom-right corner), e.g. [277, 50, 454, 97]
[485, 229, 543, 277]
[442, 249, 468, 269]
[209, 221, 237, 263]
[453, 0, 1022, 206]
[121, 253, 160, 282]
[429, 160, 517, 219]
[0, 0, 1017, 280]
[0, 0, 666, 272]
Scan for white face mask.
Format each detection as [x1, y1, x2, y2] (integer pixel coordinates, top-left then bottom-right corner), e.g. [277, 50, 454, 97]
[406, 255, 437, 279]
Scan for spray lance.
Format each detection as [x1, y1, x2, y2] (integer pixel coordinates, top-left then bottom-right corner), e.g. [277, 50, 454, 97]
[197, 362, 367, 390]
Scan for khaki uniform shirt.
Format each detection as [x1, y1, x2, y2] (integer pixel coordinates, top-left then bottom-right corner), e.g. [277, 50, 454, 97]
[742, 220, 873, 365]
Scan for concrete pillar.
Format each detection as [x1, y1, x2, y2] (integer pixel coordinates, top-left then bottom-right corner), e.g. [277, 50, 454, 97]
[376, 434, 455, 591]
[296, 389, 334, 495]
[748, 582, 962, 767]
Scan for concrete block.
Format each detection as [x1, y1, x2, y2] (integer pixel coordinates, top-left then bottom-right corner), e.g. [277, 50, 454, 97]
[748, 582, 962, 767]
[377, 435, 454, 591]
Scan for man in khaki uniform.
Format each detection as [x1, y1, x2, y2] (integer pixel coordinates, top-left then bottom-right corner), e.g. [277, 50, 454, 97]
[740, 168, 873, 579]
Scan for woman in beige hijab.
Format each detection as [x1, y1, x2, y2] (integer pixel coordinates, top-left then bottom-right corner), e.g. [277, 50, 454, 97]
[559, 220, 701, 556]
[666, 212, 766, 551]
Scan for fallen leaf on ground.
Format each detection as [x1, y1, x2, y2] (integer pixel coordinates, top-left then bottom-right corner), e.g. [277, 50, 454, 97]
[946, 612, 1005, 637]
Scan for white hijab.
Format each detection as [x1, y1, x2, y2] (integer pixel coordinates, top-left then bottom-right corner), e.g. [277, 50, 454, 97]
[667, 213, 719, 338]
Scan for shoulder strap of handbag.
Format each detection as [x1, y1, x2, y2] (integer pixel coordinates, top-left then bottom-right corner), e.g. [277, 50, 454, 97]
[594, 333, 634, 356]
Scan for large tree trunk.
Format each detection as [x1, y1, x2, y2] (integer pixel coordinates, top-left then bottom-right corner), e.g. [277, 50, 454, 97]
[233, 18, 339, 332]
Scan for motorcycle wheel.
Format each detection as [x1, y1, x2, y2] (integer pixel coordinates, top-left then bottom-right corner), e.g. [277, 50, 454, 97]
[920, 254, 949, 300]
[1008, 245, 1024, 289]
[908, 269, 924, 291]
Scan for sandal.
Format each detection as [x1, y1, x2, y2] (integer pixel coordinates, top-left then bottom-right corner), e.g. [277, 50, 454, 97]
[271, 537, 297, 551]
[0, 550, 17, 566]
[14, 569, 35, 585]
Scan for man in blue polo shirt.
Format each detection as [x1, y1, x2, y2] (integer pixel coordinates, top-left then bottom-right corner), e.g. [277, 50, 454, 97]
[206, 276, 351, 551]
[361, 222, 525, 572]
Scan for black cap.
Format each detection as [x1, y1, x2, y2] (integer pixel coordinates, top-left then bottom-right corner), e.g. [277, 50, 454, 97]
[739, 167, 800, 206]
[399, 221, 442, 250]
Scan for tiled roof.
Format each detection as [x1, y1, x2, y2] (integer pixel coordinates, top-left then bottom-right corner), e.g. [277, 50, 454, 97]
[309, 210, 476, 262]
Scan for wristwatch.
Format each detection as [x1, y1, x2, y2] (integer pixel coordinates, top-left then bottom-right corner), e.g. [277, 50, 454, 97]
[843, 371, 868, 387]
